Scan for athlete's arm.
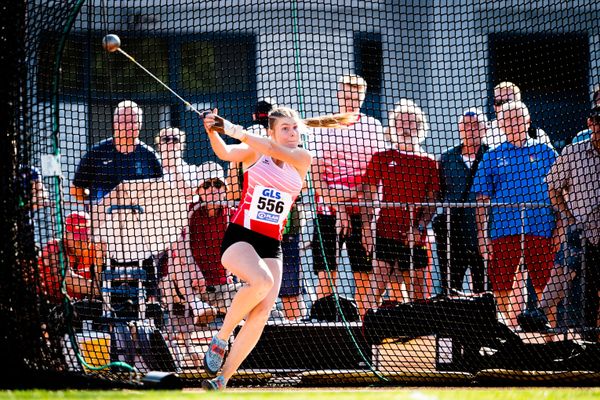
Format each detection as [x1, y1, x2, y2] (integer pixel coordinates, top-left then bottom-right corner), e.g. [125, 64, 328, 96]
[204, 111, 312, 177]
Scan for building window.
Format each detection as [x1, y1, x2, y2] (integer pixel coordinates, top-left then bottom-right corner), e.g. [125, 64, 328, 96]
[355, 32, 383, 119]
[180, 36, 253, 94]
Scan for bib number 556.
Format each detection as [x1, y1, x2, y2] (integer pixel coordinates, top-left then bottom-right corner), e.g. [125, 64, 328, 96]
[258, 197, 284, 214]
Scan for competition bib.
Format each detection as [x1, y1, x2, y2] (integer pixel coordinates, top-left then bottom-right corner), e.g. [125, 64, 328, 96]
[248, 185, 293, 225]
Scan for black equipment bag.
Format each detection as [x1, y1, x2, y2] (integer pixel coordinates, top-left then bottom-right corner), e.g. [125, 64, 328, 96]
[362, 292, 513, 345]
[310, 294, 360, 322]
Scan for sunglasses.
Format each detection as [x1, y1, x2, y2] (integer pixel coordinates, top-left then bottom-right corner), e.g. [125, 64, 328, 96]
[160, 136, 180, 144]
[494, 98, 513, 107]
[201, 180, 224, 190]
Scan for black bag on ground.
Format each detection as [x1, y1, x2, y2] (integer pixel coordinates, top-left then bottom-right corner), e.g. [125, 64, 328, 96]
[310, 294, 359, 322]
[362, 292, 509, 345]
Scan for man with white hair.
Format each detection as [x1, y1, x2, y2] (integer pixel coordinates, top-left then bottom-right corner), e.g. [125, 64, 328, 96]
[434, 108, 489, 294]
[71, 100, 163, 203]
[473, 100, 557, 329]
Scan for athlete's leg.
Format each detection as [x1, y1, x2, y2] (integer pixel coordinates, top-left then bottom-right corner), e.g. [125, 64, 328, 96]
[215, 242, 275, 341]
[220, 257, 282, 381]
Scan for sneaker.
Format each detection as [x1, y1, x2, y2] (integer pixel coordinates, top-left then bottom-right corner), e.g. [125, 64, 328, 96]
[203, 335, 228, 376]
[202, 375, 226, 391]
[517, 307, 550, 332]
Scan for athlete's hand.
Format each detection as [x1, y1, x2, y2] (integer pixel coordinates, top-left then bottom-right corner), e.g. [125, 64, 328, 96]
[202, 108, 220, 134]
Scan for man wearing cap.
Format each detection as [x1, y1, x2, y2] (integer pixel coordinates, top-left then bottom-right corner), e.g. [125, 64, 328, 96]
[572, 85, 600, 144]
[534, 105, 600, 336]
[163, 162, 240, 327]
[434, 108, 489, 295]
[487, 82, 552, 149]
[39, 211, 104, 304]
[70, 100, 163, 204]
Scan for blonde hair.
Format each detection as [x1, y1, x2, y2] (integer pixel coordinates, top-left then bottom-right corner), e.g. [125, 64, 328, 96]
[388, 99, 430, 144]
[267, 106, 357, 130]
[155, 127, 186, 146]
[494, 81, 522, 102]
[114, 100, 143, 124]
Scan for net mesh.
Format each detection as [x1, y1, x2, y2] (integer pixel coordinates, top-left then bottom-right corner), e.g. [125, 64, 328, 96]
[2, 0, 600, 388]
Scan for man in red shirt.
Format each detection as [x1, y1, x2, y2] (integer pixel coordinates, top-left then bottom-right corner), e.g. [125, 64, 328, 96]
[39, 211, 104, 303]
[362, 99, 439, 305]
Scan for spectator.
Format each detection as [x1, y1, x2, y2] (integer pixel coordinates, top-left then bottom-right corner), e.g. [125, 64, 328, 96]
[487, 82, 552, 149]
[18, 164, 50, 214]
[228, 98, 277, 202]
[280, 198, 306, 320]
[17, 164, 50, 284]
[162, 162, 238, 329]
[155, 127, 203, 198]
[434, 108, 489, 294]
[70, 100, 162, 204]
[572, 85, 600, 144]
[309, 74, 385, 317]
[522, 105, 600, 335]
[473, 101, 557, 329]
[189, 163, 242, 316]
[362, 99, 439, 305]
[39, 211, 104, 304]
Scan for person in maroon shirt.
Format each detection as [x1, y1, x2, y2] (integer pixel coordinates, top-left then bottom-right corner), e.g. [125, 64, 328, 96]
[188, 166, 242, 311]
[162, 163, 240, 327]
[362, 99, 440, 306]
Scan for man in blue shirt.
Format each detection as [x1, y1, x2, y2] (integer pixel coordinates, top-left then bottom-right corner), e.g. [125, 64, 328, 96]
[70, 100, 162, 204]
[473, 100, 557, 329]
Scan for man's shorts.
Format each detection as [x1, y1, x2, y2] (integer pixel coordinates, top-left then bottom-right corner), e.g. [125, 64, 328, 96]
[375, 237, 428, 271]
[490, 235, 554, 292]
[221, 222, 282, 259]
[280, 233, 302, 297]
[312, 213, 372, 273]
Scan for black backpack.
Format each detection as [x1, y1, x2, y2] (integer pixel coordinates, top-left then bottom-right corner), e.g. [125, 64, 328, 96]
[310, 294, 360, 322]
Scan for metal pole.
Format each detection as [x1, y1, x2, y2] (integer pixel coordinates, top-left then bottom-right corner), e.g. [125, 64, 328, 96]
[408, 204, 415, 301]
[445, 206, 451, 296]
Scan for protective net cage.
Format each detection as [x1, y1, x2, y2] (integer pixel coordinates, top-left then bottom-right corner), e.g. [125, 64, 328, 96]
[2, 0, 600, 389]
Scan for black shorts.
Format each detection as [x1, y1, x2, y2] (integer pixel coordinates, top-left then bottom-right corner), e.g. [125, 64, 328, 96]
[221, 223, 282, 259]
[312, 213, 372, 273]
[375, 237, 428, 271]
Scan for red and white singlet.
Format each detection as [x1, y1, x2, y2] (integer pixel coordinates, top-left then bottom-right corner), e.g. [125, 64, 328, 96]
[230, 155, 304, 240]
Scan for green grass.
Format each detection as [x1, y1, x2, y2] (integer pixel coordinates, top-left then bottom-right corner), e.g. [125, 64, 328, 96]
[1, 389, 600, 400]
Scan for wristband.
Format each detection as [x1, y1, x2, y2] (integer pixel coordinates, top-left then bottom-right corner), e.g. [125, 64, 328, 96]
[223, 120, 246, 141]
